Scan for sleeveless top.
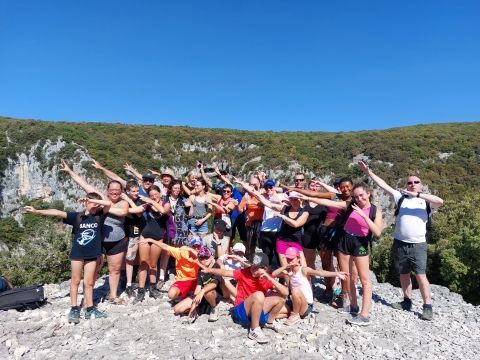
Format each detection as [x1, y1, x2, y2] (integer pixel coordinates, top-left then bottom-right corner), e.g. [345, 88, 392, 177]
[103, 213, 126, 243]
[260, 195, 283, 232]
[303, 202, 327, 235]
[326, 194, 343, 222]
[169, 196, 189, 246]
[192, 197, 208, 218]
[289, 266, 313, 304]
[344, 206, 372, 237]
[278, 206, 305, 244]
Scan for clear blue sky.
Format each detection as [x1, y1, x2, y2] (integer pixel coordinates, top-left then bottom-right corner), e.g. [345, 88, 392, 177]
[1, 1, 479, 131]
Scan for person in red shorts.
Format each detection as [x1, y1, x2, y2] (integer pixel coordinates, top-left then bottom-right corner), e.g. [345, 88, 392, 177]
[140, 237, 202, 301]
[199, 252, 288, 344]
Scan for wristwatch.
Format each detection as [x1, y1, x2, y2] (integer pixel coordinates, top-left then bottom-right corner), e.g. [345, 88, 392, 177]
[417, 192, 422, 198]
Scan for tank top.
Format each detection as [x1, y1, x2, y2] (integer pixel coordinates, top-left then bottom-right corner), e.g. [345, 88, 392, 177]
[289, 266, 313, 304]
[103, 213, 126, 243]
[260, 195, 283, 232]
[192, 197, 208, 218]
[325, 194, 343, 221]
[278, 206, 305, 244]
[303, 202, 327, 235]
[344, 206, 371, 237]
[215, 197, 234, 219]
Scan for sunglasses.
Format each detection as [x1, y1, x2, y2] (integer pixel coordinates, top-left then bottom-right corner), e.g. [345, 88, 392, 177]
[407, 181, 421, 185]
[264, 185, 273, 190]
[142, 178, 154, 182]
[294, 178, 305, 182]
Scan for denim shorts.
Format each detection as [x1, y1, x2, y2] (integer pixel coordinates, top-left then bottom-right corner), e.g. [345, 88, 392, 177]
[188, 218, 209, 234]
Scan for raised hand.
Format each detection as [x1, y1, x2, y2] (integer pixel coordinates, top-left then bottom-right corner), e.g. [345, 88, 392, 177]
[91, 159, 103, 169]
[148, 169, 161, 176]
[23, 206, 36, 213]
[400, 189, 417, 197]
[124, 163, 134, 173]
[351, 204, 368, 219]
[357, 160, 369, 174]
[59, 159, 72, 173]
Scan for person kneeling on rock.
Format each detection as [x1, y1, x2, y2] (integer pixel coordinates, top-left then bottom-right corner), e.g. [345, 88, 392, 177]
[198, 252, 288, 344]
[272, 247, 348, 326]
[139, 236, 202, 302]
[173, 246, 221, 323]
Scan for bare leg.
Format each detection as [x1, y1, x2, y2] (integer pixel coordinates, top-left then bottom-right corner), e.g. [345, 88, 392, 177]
[243, 291, 265, 329]
[400, 273, 413, 299]
[83, 260, 97, 308]
[337, 252, 351, 303]
[290, 288, 308, 316]
[173, 297, 193, 315]
[138, 239, 150, 289]
[168, 286, 181, 301]
[148, 242, 162, 285]
[70, 260, 83, 307]
[416, 274, 431, 304]
[353, 255, 372, 317]
[263, 295, 287, 323]
[319, 249, 335, 289]
[107, 250, 125, 300]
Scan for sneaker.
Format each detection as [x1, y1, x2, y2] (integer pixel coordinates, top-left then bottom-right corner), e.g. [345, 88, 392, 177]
[420, 305, 433, 321]
[338, 305, 359, 315]
[125, 286, 134, 298]
[391, 299, 412, 311]
[133, 290, 145, 304]
[156, 279, 165, 291]
[285, 313, 300, 326]
[319, 289, 334, 304]
[84, 307, 107, 320]
[263, 320, 283, 333]
[208, 306, 219, 322]
[68, 307, 80, 324]
[347, 315, 371, 326]
[248, 327, 269, 344]
[149, 287, 161, 299]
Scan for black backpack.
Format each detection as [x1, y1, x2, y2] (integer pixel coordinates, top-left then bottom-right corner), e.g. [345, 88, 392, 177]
[394, 195, 432, 231]
[0, 284, 47, 311]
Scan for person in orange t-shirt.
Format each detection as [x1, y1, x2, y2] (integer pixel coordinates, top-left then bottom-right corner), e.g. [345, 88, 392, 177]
[140, 237, 202, 301]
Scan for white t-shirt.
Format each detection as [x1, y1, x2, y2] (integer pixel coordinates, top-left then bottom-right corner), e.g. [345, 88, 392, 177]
[392, 190, 432, 244]
[260, 195, 283, 232]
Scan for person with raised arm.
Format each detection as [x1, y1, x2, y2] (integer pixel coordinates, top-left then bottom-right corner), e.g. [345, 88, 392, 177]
[188, 178, 212, 237]
[24, 193, 112, 323]
[147, 168, 176, 197]
[357, 160, 444, 321]
[207, 183, 237, 242]
[181, 170, 198, 196]
[60, 160, 129, 305]
[198, 252, 288, 344]
[272, 247, 348, 325]
[123, 163, 156, 197]
[301, 183, 384, 326]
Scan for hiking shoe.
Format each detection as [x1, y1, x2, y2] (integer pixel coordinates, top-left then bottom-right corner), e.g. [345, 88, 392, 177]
[125, 286, 134, 298]
[208, 306, 219, 322]
[248, 327, 269, 344]
[84, 307, 107, 320]
[68, 307, 80, 324]
[133, 290, 145, 304]
[347, 315, 371, 326]
[338, 305, 359, 315]
[285, 313, 300, 326]
[263, 320, 283, 333]
[149, 287, 161, 299]
[420, 305, 433, 321]
[391, 299, 412, 311]
[156, 280, 165, 291]
[331, 294, 344, 308]
[319, 289, 334, 304]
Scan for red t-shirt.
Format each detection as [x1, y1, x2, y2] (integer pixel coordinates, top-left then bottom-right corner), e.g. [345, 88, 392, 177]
[233, 268, 273, 306]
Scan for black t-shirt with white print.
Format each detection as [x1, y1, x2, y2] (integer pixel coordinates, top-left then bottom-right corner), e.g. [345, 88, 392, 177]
[64, 211, 106, 260]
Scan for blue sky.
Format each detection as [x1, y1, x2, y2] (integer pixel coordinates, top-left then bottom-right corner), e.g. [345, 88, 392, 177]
[0, 1, 479, 131]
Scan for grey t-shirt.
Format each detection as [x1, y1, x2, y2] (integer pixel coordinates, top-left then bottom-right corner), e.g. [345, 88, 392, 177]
[202, 233, 230, 257]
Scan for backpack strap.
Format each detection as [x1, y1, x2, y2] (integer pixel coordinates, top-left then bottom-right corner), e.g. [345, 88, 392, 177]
[395, 194, 431, 217]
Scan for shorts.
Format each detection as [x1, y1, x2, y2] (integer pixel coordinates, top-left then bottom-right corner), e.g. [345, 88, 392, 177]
[286, 299, 314, 318]
[231, 301, 270, 327]
[188, 218, 209, 234]
[125, 236, 140, 261]
[276, 238, 303, 255]
[393, 240, 427, 274]
[102, 238, 128, 256]
[337, 231, 369, 257]
[171, 279, 197, 299]
[317, 225, 339, 251]
[141, 222, 165, 241]
[302, 229, 321, 250]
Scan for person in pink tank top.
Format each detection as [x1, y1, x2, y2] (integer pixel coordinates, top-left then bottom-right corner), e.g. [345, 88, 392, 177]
[299, 183, 384, 326]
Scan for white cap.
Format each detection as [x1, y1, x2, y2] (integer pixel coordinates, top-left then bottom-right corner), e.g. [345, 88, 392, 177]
[232, 243, 246, 253]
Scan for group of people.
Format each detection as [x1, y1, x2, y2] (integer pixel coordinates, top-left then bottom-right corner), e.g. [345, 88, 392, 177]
[24, 157, 443, 343]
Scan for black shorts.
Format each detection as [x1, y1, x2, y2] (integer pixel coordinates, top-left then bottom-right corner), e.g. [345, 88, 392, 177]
[302, 229, 321, 250]
[337, 231, 369, 257]
[102, 238, 128, 256]
[316, 225, 338, 251]
[141, 222, 165, 241]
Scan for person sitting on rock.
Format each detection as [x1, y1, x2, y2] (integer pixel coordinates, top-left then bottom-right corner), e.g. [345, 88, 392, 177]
[24, 193, 112, 323]
[140, 236, 202, 302]
[217, 242, 249, 301]
[272, 247, 348, 326]
[198, 252, 288, 344]
[202, 219, 230, 259]
[173, 246, 221, 323]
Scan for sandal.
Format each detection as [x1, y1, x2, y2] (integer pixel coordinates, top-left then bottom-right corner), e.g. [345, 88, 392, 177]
[109, 297, 126, 305]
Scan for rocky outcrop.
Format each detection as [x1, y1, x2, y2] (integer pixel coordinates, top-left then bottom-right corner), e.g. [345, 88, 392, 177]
[0, 274, 478, 359]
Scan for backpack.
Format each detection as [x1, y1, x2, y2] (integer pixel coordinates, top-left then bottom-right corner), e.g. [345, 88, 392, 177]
[0, 284, 47, 311]
[394, 195, 432, 231]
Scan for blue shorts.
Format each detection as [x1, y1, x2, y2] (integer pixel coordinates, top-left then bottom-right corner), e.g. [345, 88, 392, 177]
[188, 218, 209, 234]
[231, 301, 270, 327]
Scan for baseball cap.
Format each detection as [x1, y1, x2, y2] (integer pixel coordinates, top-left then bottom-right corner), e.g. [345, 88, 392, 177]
[213, 219, 227, 232]
[190, 237, 202, 247]
[232, 243, 246, 254]
[288, 191, 302, 199]
[285, 247, 299, 259]
[264, 179, 275, 188]
[142, 171, 155, 180]
[197, 246, 212, 259]
[250, 252, 269, 268]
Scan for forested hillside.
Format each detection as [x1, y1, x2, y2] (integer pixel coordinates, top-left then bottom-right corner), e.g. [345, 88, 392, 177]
[1, 117, 479, 304]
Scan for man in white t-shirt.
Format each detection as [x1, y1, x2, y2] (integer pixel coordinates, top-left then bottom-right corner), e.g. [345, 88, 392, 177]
[358, 161, 444, 321]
